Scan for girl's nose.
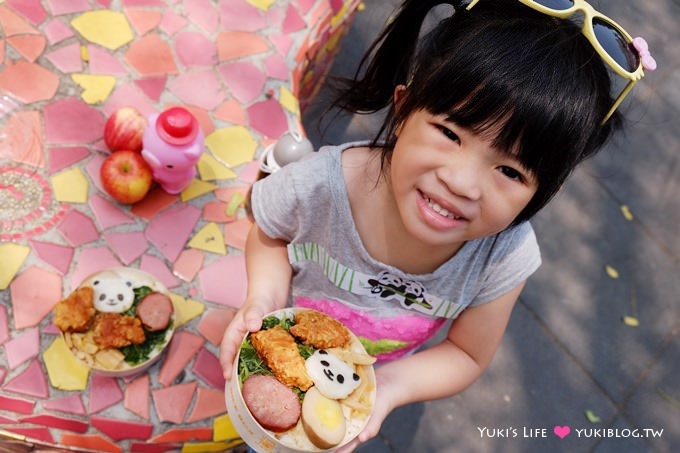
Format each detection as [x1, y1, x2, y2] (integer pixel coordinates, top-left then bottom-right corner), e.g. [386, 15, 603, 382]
[436, 154, 483, 201]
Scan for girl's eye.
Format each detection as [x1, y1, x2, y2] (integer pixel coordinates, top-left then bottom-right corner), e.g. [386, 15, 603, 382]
[498, 166, 524, 182]
[436, 124, 460, 143]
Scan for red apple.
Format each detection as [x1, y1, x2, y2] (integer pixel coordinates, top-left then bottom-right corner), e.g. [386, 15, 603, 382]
[104, 107, 147, 153]
[100, 150, 153, 204]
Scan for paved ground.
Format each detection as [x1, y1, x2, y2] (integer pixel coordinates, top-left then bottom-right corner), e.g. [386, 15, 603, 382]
[302, 1, 680, 452]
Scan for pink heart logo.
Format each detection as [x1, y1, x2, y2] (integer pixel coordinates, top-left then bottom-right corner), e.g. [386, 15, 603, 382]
[553, 425, 571, 439]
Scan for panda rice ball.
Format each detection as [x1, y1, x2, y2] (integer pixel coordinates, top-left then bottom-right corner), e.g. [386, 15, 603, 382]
[305, 349, 361, 400]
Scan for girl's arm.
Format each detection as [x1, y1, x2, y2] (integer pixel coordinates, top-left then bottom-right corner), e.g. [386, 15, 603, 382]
[340, 282, 525, 451]
[220, 223, 292, 378]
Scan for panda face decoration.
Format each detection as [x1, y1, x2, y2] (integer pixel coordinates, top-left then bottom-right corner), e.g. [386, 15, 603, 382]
[305, 349, 361, 400]
[92, 276, 135, 313]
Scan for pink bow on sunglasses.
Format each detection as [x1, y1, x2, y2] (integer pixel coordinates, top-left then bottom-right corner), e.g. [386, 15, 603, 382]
[633, 37, 657, 71]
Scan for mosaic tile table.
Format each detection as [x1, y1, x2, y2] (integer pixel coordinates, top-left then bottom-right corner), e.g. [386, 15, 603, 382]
[0, 0, 362, 451]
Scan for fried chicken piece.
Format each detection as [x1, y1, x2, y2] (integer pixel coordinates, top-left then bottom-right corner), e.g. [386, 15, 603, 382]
[251, 326, 313, 391]
[93, 313, 146, 349]
[54, 287, 96, 333]
[290, 310, 350, 349]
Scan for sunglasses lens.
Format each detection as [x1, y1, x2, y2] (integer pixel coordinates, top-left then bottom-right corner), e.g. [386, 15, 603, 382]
[532, 0, 574, 10]
[593, 18, 639, 73]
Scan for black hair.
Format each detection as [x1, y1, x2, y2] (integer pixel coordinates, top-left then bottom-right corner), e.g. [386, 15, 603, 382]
[331, 0, 624, 224]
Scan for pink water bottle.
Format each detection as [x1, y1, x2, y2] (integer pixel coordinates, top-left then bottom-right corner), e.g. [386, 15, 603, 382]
[141, 106, 204, 194]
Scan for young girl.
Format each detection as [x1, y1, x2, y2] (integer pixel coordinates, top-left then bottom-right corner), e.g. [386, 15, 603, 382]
[220, 0, 655, 449]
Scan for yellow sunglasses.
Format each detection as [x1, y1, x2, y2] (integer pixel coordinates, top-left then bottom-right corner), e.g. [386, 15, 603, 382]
[466, 0, 656, 123]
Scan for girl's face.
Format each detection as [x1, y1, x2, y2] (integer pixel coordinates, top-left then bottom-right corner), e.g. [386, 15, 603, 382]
[389, 108, 538, 251]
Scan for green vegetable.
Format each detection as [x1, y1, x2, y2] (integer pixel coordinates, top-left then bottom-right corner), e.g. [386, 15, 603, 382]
[122, 286, 154, 317]
[118, 286, 171, 365]
[237, 337, 273, 383]
[120, 327, 170, 365]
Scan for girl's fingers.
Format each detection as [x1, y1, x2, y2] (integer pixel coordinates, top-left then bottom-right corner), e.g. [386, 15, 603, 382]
[220, 305, 265, 379]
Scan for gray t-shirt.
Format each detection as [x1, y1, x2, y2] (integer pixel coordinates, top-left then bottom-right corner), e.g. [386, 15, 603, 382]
[251, 142, 541, 360]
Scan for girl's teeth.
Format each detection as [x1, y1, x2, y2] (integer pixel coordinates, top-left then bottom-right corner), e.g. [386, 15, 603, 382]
[427, 196, 457, 219]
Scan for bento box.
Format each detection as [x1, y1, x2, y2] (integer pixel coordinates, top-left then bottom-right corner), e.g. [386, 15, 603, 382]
[225, 308, 376, 453]
[53, 267, 176, 377]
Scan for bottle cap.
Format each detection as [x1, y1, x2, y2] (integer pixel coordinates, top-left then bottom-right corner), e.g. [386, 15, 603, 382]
[156, 107, 199, 146]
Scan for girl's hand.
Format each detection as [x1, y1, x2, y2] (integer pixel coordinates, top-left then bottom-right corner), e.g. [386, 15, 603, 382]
[219, 301, 269, 379]
[335, 368, 398, 453]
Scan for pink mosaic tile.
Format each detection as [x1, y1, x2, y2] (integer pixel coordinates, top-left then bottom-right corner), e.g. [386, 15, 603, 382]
[89, 193, 136, 230]
[158, 10, 186, 35]
[3, 426, 53, 444]
[0, 394, 35, 414]
[2, 359, 48, 399]
[151, 381, 196, 423]
[45, 0, 91, 15]
[104, 231, 148, 265]
[247, 98, 288, 139]
[191, 347, 225, 389]
[0, 4, 40, 35]
[58, 209, 100, 246]
[167, 69, 224, 110]
[183, 0, 217, 34]
[195, 308, 234, 346]
[0, 305, 9, 345]
[8, 34, 46, 62]
[124, 8, 162, 35]
[70, 246, 122, 289]
[29, 240, 73, 275]
[90, 416, 154, 441]
[144, 203, 201, 262]
[43, 97, 106, 145]
[172, 248, 204, 282]
[88, 375, 123, 414]
[123, 374, 149, 420]
[133, 76, 166, 102]
[9, 266, 61, 329]
[125, 33, 178, 77]
[43, 17, 73, 44]
[6, 0, 48, 25]
[0, 61, 59, 103]
[218, 61, 266, 104]
[282, 3, 306, 33]
[43, 394, 87, 415]
[45, 42, 83, 73]
[264, 53, 290, 80]
[224, 216, 252, 251]
[4, 328, 40, 370]
[219, 0, 267, 32]
[174, 32, 216, 69]
[19, 414, 89, 433]
[198, 255, 247, 308]
[157, 331, 204, 386]
[140, 254, 180, 289]
[47, 146, 90, 175]
[185, 386, 226, 423]
[103, 83, 156, 117]
[88, 45, 128, 74]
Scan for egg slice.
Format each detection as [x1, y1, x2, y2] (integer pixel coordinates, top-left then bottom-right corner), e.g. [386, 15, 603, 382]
[301, 386, 346, 449]
[305, 349, 361, 400]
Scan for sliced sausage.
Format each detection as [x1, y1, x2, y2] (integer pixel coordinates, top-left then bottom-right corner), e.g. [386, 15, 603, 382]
[136, 292, 173, 331]
[242, 374, 301, 432]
